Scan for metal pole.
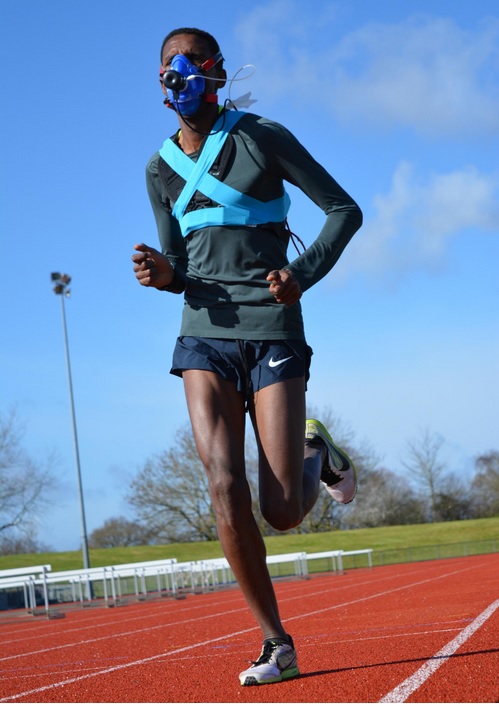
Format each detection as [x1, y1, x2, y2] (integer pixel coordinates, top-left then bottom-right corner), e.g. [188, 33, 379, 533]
[57, 287, 91, 572]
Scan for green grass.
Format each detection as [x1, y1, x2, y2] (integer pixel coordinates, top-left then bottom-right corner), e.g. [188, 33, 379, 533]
[1, 517, 498, 572]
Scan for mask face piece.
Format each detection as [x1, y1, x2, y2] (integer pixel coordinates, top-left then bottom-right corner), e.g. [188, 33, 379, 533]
[161, 52, 223, 116]
[162, 54, 206, 116]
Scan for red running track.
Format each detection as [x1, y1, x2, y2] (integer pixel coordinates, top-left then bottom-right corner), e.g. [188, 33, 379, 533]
[1, 554, 498, 702]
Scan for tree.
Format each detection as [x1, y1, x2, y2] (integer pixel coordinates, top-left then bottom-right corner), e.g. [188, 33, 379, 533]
[0, 527, 51, 556]
[0, 409, 57, 551]
[432, 473, 472, 522]
[342, 467, 426, 529]
[88, 516, 151, 548]
[470, 451, 499, 517]
[402, 427, 448, 522]
[128, 425, 218, 542]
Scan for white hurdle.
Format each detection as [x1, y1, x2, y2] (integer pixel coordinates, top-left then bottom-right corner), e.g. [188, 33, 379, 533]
[1, 548, 373, 616]
[304, 550, 344, 573]
[305, 549, 373, 573]
[340, 549, 373, 570]
[0, 565, 52, 616]
[266, 552, 309, 579]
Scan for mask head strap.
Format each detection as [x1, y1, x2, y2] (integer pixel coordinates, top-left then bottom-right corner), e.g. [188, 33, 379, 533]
[200, 51, 223, 72]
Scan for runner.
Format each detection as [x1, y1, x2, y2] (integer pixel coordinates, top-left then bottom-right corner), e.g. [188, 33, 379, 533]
[132, 27, 362, 685]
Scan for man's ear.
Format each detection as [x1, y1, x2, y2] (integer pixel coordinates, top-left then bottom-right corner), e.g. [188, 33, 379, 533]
[216, 67, 227, 91]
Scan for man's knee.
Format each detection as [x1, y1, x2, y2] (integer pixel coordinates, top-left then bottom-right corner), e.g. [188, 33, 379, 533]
[260, 499, 303, 532]
[209, 473, 252, 526]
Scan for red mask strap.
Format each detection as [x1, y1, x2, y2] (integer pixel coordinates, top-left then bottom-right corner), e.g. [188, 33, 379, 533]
[201, 52, 223, 72]
[202, 53, 223, 105]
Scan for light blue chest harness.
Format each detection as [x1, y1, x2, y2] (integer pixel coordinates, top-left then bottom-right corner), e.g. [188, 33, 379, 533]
[159, 110, 290, 237]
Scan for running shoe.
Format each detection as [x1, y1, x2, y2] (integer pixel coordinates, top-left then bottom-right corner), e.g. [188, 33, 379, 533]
[305, 418, 357, 504]
[239, 635, 299, 686]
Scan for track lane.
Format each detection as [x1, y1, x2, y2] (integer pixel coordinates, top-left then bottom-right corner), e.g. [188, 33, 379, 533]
[1, 554, 497, 702]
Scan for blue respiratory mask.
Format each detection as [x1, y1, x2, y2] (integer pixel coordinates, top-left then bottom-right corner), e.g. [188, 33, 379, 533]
[161, 52, 223, 116]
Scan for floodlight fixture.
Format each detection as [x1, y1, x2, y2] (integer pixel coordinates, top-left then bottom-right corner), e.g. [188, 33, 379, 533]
[51, 272, 71, 297]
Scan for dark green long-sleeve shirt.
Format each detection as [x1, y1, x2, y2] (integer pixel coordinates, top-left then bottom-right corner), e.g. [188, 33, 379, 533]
[146, 111, 362, 341]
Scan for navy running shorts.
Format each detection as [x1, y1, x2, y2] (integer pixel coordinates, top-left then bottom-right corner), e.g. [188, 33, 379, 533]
[171, 336, 313, 400]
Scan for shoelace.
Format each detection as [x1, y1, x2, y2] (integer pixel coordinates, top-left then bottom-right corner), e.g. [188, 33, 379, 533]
[306, 437, 346, 485]
[252, 639, 287, 665]
[322, 465, 344, 486]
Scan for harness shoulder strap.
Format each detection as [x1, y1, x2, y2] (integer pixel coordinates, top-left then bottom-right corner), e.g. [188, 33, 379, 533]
[158, 110, 291, 236]
[158, 135, 234, 207]
[159, 110, 244, 221]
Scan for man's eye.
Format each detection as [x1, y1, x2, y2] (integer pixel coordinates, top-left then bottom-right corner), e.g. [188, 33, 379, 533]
[186, 53, 205, 65]
[162, 52, 206, 70]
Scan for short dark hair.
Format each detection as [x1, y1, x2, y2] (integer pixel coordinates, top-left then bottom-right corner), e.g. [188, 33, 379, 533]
[160, 27, 221, 63]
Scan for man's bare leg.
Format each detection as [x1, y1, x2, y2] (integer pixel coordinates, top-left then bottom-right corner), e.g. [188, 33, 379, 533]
[183, 370, 291, 639]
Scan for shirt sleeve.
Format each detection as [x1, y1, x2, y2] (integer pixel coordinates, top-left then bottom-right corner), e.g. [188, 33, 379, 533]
[262, 121, 363, 293]
[145, 153, 188, 294]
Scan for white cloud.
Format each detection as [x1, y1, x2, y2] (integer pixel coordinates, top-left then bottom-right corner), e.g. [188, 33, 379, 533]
[348, 162, 499, 282]
[233, 0, 341, 99]
[329, 17, 499, 136]
[234, 2, 499, 136]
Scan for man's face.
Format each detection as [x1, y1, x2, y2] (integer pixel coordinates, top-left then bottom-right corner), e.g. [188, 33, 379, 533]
[160, 33, 224, 101]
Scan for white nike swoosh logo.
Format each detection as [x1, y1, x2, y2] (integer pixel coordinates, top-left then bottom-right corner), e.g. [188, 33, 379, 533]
[268, 355, 293, 368]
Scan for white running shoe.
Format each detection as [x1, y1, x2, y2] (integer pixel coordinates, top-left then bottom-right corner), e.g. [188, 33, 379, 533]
[305, 418, 357, 504]
[239, 636, 299, 686]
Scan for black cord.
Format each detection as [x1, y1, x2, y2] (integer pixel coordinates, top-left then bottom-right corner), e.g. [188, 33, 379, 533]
[285, 218, 307, 255]
[174, 97, 230, 136]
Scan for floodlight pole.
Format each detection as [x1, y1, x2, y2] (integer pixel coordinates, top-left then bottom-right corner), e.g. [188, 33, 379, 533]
[51, 273, 91, 574]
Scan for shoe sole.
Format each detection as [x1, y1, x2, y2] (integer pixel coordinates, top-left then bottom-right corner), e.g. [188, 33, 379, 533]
[240, 666, 300, 686]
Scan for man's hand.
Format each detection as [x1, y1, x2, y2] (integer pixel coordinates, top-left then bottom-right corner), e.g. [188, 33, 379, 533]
[132, 243, 174, 289]
[266, 269, 302, 307]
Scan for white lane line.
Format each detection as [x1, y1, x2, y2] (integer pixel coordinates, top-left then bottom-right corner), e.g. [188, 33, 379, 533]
[284, 562, 483, 623]
[379, 598, 499, 703]
[0, 626, 258, 702]
[0, 595, 245, 645]
[0, 605, 250, 662]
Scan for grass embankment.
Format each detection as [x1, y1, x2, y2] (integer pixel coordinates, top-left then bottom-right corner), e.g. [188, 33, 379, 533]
[1, 517, 498, 572]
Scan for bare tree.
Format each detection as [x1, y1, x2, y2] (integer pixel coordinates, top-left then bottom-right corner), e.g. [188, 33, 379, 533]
[0, 409, 57, 549]
[343, 467, 425, 529]
[402, 427, 448, 522]
[88, 516, 151, 548]
[432, 472, 472, 522]
[471, 451, 499, 518]
[0, 526, 51, 556]
[128, 425, 218, 542]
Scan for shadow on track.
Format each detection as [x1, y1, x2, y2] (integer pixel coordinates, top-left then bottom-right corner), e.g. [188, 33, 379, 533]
[295, 647, 499, 681]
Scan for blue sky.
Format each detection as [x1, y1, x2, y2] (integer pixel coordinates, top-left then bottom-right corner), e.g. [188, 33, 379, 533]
[1, 0, 498, 552]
